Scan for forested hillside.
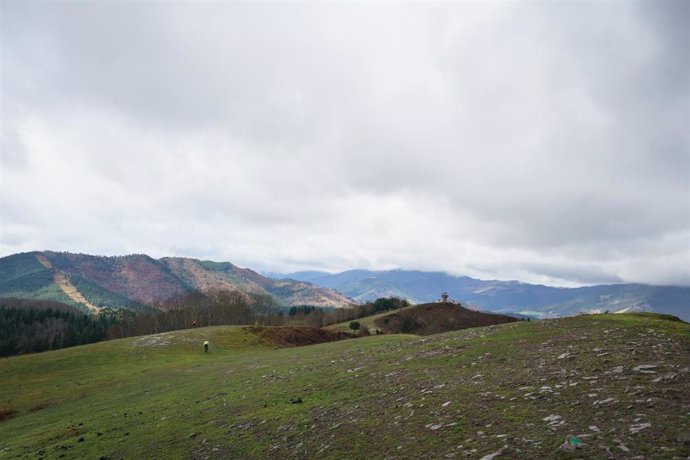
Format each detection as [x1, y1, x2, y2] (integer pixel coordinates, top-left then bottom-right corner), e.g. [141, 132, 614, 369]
[0, 252, 352, 314]
[0, 252, 77, 307]
[0, 299, 114, 356]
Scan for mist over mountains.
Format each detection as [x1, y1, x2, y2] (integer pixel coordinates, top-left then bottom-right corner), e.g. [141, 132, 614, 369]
[273, 269, 690, 321]
[1, 251, 687, 321]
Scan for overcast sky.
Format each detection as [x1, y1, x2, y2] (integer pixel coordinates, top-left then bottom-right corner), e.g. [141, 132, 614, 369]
[1, 1, 688, 287]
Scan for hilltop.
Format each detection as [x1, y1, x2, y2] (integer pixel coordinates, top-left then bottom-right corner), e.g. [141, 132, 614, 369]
[326, 302, 519, 335]
[374, 302, 519, 335]
[0, 251, 352, 313]
[0, 313, 688, 458]
[280, 269, 690, 320]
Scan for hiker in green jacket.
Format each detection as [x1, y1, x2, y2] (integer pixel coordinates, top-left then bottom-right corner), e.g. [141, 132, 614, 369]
[203, 340, 209, 353]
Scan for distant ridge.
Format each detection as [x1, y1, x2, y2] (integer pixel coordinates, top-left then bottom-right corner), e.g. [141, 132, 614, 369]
[0, 251, 353, 313]
[276, 269, 690, 321]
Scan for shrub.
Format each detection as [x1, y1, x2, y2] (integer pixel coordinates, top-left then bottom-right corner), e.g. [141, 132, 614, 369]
[349, 321, 360, 332]
[400, 315, 417, 333]
[0, 407, 17, 422]
[29, 402, 48, 412]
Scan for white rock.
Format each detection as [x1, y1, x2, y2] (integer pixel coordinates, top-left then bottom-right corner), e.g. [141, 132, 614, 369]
[479, 446, 506, 460]
[593, 397, 617, 406]
[629, 422, 651, 434]
[633, 365, 658, 372]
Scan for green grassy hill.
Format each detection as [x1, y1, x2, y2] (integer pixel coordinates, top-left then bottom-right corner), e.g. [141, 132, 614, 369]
[1, 314, 689, 459]
[326, 304, 417, 332]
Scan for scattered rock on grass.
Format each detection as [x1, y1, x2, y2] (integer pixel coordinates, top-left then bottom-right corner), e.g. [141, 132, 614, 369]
[633, 365, 658, 373]
[478, 446, 506, 460]
[593, 397, 617, 406]
[629, 423, 651, 434]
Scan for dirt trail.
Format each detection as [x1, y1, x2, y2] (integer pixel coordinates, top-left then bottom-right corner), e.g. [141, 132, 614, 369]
[53, 272, 100, 313]
[35, 253, 53, 269]
[34, 254, 101, 313]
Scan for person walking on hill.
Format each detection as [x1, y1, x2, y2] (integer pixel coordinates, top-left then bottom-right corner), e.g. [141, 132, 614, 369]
[203, 340, 209, 353]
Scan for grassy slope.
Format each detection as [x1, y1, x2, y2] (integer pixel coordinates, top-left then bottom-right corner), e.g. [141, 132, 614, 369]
[325, 305, 417, 333]
[1, 315, 689, 459]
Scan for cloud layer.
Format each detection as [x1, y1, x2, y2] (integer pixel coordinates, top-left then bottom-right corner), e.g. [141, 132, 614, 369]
[1, 1, 688, 286]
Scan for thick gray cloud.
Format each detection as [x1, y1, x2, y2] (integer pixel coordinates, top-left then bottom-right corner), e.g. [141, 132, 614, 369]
[1, 0, 688, 286]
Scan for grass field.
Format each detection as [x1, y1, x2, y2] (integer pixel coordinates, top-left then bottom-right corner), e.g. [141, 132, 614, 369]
[325, 305, 416, 333]
[1, 314, 689, 459]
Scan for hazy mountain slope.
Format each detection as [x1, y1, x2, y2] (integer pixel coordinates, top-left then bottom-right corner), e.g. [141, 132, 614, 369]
[161, 257, 352, 307]
[0, 252, 353, 313]
[160, 258, 254, 300]
[282, 269, 690, 320]
[274, 270, 332, 283]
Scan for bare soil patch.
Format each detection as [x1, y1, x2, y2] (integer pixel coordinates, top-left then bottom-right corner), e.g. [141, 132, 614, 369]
[53, 272, 100, 313]
[244, 326, 355, 347]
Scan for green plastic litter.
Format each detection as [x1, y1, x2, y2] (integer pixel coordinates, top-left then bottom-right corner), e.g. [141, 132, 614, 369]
[567, 436, 583, 447]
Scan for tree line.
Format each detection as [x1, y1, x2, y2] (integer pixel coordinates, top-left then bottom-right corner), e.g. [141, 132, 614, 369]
[0, 294, 411, 357]
[105, 293, 410, 336]
[268, 296, 410, 328]
[0, 301, 115, 357]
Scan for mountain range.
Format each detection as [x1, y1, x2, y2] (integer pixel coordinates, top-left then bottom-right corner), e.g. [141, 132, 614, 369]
[2, 251, 687, 321]
[274, 269, 690, 321]
[0, 251, 352, 312]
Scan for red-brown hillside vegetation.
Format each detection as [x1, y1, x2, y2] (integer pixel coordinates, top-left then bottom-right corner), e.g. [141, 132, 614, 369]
[4, 251, 353, 311]
[46, 252, 192, 305]
[374, 302, 519, 335]
[244, 326, 354, 347]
